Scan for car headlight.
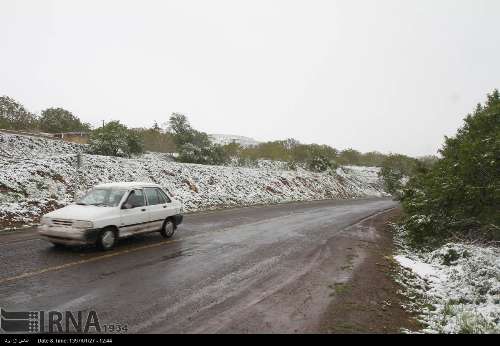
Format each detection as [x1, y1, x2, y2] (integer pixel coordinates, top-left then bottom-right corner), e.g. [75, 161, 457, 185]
[73, 220, 94, 229]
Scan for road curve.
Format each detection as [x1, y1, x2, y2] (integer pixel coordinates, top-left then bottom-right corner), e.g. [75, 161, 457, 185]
[0, 197, 397, 333]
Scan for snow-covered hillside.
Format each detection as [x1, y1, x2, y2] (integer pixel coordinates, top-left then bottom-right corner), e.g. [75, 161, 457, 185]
[0, 131, 388, 228]
[0, 131, 85, 159]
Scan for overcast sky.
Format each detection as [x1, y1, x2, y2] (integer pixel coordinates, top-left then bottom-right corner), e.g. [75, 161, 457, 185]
[1, 0, 499, 156]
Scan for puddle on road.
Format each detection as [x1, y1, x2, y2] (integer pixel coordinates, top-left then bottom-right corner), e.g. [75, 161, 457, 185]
[161, 248, 195, 261]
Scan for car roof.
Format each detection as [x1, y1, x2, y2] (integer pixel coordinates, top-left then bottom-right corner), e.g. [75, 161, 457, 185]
[94, 182, 161, 189]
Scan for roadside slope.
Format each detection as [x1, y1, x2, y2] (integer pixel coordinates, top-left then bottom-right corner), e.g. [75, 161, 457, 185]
[0, 131, 388, 228]
[318, 208, 421, 333]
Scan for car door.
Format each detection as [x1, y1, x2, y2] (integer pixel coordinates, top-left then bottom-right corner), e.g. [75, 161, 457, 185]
[157, 188, 180, 215]
[119, 189, 150, 237]
[144, 187, 166, 231]
[159, 189, 182, 215]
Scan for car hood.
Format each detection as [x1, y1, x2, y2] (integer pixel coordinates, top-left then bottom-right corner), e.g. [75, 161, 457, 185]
[44, 204, 116, 221]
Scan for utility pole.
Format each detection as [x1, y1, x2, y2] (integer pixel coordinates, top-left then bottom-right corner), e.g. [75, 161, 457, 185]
[102, 120, 105, 128]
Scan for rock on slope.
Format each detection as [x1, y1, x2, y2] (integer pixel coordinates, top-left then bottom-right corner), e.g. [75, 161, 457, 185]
[0, 131, 388, 228]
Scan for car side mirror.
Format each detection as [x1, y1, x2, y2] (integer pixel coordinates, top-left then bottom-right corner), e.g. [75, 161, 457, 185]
[122, 203, 134, 210]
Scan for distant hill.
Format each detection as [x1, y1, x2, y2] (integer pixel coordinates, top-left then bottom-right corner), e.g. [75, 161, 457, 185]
[209, 134, 260, 147]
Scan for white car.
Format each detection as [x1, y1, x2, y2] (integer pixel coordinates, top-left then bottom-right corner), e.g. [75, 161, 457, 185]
[38, 182, 183, 250]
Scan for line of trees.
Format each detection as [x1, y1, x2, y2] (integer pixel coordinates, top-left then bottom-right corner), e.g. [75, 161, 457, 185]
[1, 94, 424, 172]
[0, 95, 177, 157]
[0, 96, 91, 133]
[165, 113, 425, 175]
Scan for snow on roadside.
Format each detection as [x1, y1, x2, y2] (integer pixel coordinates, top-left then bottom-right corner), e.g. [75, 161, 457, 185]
[393, 227, 500, 333]
[0, 131, 85, 159]
[394, 255, 441, 279]
[0, 132, 388, 228]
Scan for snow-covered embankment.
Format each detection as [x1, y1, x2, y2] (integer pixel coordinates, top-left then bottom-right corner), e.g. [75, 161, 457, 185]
[0, 132, 388, 228]
[393, 225, 500, 333]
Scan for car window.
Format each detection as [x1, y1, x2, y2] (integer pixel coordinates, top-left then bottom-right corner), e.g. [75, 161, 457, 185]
[126, 189, 145, 207]
[77, 189, 127, 207]
[156, 188, 171, 203]
[144, 188, 160, 205]
[156, 189, 166, 204]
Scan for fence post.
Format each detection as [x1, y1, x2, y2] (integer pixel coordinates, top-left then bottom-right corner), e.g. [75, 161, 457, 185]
[74, 153, 82, 201]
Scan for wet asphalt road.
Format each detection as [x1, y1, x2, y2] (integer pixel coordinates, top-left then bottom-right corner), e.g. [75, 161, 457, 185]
[0, 197, 396, 333]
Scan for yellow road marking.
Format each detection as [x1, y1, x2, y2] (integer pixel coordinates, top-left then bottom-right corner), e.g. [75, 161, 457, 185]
[0, 233, 206, 285]
[0, 207, 395, 285]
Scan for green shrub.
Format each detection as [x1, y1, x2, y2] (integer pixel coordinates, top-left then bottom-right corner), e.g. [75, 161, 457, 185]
[400, 90, 500, 246]
[88, 121, 144, 157]
[168, 113, 231, 165]
[378, 154, 418, 196]
[177, 143, 229, 165]
[306, 154, 338, 172]
[133, 125, 177, 153]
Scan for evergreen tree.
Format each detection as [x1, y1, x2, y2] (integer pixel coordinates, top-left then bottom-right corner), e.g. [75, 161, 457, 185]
[401, 89, 500, 245]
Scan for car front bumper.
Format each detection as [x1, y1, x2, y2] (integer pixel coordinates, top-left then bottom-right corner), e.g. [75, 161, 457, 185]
[38, 225, 100, 246]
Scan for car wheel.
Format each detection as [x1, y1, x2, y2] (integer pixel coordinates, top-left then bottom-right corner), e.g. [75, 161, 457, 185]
[160, 219, 175, 239]
[97, 228, 116, 250]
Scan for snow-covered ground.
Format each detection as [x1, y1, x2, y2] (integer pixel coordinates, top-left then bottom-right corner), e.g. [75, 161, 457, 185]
[0, 131, 388, 228]
[393, 224, 500, 333]
[0, 131, 85, 159]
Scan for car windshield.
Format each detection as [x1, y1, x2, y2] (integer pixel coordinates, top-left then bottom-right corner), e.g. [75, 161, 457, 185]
[76, 189, 127, 207]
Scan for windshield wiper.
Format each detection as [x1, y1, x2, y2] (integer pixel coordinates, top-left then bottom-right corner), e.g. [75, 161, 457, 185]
[89, 203, 108, 207]
[76, 202, 88, 205]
